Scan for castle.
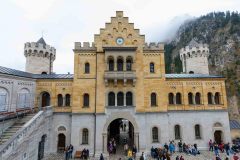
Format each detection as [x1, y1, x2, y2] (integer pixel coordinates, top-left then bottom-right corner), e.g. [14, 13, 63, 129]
[0, 11, 232, 159]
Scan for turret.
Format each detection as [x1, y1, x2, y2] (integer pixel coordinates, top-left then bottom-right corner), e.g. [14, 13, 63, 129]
[180, 39, 209, 74]
[24, 37, 56, 74]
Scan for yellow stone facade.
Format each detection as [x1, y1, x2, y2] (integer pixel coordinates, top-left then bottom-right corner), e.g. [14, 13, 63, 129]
[35, 11, 227, 114]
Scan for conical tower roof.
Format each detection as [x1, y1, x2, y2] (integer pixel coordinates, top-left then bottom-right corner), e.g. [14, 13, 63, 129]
[188, 39, 200, 48]
[37, 37, 47, 46]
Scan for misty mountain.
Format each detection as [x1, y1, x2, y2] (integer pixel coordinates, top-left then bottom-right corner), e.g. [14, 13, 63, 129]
[164, 11, 240, 118]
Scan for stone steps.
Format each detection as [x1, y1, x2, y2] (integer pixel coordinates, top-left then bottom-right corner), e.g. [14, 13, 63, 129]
[0, 114, 36, 145]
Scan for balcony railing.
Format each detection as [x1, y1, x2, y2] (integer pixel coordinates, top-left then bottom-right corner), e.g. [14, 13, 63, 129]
[104, 71, 136, 86]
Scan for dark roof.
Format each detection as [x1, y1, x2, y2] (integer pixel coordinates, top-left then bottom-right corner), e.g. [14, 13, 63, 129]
[0, 66, 73, 79]
[33, 74, 74, 79]
[0, 66, 33, 78]
[188, 39, 200, 48]
[230, 120, 240, 129]
[37, 37, 47, 46]
[165, 74, 224, 79]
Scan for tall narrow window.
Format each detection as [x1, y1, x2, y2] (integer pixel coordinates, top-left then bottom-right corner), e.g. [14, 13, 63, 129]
[174, 125, 181, 140]
[82, 128, 88, 144]
[109, 59, 114, 71]
[58, 94, 63, 106]
[208, 92, 213, 104]
[126, 92, 133, 106]
[151, 93, 157, 106]
[65, 94, 71, 106]
[150, 63, 154, 73]
[176, 93, 182, 104]
[126, 57, 132, 71]
[195, 92, 201, 105]
[152, 127, 159, 142]
[83, 94, 89, 107]
[108, 92, 115, 106]
[168, 93, 174, 105]
[0, 88, 7, 111]
[117, 92, 124, 106]
[188, 92, 193, 105]
[85, 63, 90, 74]
[214, 92, 220, 104]
[195, 124, 201, 139]
[117, 58, 123, 71]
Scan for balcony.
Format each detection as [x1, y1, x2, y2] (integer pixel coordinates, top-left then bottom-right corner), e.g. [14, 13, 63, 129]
[104, 71, 136, 86]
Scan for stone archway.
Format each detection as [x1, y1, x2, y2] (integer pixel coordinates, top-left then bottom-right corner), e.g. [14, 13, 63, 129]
[102, 112, 139, 154]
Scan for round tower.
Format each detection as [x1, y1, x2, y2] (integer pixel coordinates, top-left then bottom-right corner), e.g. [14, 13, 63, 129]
[24, 37, 56, 74]
[180, 39, 209, 74]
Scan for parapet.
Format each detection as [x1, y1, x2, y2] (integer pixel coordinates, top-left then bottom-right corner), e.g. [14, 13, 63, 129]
[74, 42, 96, 51]
[143, 42, 164, 51]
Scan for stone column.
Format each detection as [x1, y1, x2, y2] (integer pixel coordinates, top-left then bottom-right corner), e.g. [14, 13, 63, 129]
[102, 133, 108, 154]
[134, 132, 139, 152]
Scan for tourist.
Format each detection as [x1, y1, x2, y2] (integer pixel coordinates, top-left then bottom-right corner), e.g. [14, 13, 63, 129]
[151, 146, 155, 158]
[64, 145, 69, 160]
[164, 143, 169, 152]
[209, 139, 214, 151]
[176, 155, 180, 160]
[140, 152, 145, 160]
[233, 153, 239, 160]
[224, 142, 230, 156]
[178, 140, 183, 152]
[124, 143, 129, 156]
[127, 149, 132, 158]
[179, 155, 184, 160]
[169, 141, 175, 155]
[214, 142, 219, 156]
[68, 144, 73, 159]
[132, 144, 137, 159]
[100, 153, 104, 160]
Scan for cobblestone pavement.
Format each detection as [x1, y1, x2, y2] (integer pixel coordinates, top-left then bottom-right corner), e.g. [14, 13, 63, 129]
[43, 151, 240, 160]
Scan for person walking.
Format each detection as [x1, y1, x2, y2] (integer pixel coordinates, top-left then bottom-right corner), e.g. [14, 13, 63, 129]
[100, 153, 104, 160]
[209, 139, 213, 151]
[214, 142, 219, 157]
[178, 140, 183, 152]
[68, 144, 73, 159]
[224, 142, 230, 156]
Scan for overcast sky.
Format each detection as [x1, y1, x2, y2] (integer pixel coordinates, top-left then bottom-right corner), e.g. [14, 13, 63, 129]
[0, 0, 239, 74]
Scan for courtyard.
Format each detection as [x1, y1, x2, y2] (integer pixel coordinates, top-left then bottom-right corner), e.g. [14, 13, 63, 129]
[43, 151, 240, 160]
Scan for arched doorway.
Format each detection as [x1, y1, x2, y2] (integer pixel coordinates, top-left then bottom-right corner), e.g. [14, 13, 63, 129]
[214, 130, 222, 144]
[107, 118, 134, 154]
[41, 92, 50, 107]
[38, 135, 47, 160]
[57, 133, 66, 152]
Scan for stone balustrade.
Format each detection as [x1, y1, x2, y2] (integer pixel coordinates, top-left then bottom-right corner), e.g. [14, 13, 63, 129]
[0, 106, 53, 159]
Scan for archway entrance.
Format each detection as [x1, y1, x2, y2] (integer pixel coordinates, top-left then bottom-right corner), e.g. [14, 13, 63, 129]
[57, 133, 66, 152]
[107, 118, 134, 155]
[41, 92, 50, 107]
[38, 135, 46, 160]
[214, 130, 222, 144]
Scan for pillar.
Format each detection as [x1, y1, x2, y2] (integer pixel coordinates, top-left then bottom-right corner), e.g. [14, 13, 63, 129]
[134, 132, 139, 152]
[102, 133, 108, 154]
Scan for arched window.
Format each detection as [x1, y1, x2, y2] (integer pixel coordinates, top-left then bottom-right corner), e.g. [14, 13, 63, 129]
[117, 92, 124, 106]
[195, 124, 201, 139]
[126, 92, 133, 106]
[126, 57, 132, 71]
[189, 71, 194, 74]
[85, 63, 90, 74]
[151, 93, 157, 106]
[168, 93, 174, 105]
[176, 93, 182, 104]
[57, 94, 63, 106]
[214, 92, 220, 104]
[18, 88, 30, 108]
[174, 125, 181, 140]
[0, 87, 8, 111]
[108, 58, 114, 71]
[41, 72, 47, 74]
[83, 94, 89, 107]
[117, 58, 123, 71]
[152, 127, 159, 142]
[108, 92, 115, 106]
[195, 92, 201, 105]
[208, 92, 213, 104]
[82, 128, 88, 144]
[150, 63, 154, 73]
[188, 92, 193, 105]
[65, 94, 71, 106]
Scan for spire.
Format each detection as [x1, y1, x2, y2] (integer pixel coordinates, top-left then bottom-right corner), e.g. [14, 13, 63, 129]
[37, 37, 47, 46]
[188, 39, 200, 48]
